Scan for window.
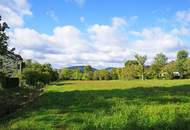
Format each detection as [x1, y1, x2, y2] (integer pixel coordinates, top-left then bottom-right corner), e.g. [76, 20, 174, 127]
[17, 64, 20, 70]
[0, 59, 3, 69]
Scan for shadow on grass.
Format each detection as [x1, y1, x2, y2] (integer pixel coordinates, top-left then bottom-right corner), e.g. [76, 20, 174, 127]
[1, 84, 190, 129]
[35, 84, 190, 109]
[50, 82, 74, 86]
[0, 87, 41, 118]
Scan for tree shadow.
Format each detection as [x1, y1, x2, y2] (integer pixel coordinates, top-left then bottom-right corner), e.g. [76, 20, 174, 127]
[0, 87, 40, 118]
[34, 84, 190, 109]
[1, 83, 190, 129]
[50, 82, 74, 86]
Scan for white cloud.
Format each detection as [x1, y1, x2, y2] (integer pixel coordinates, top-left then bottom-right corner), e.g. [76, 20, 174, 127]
[8, 16, 189, 68]
[112, 17, 127, 27]
[171, 27, 190, 36]
[0, 5, 24, 27]
[87, 17, 131, 64]
[0, 0, 32, 27]
[9, 17, 133, 68]
[10, 28, 49, 50]
[130, 27, 185, 62]
[176, 9, 190, 25]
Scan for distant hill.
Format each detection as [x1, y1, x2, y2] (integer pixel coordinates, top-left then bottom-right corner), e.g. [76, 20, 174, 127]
[104, 67, 114, 72]
[60, 66, 115, 72]
[67, 66, 97, 72]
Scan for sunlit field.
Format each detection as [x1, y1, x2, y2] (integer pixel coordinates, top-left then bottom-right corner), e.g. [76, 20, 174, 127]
[1, 80, 190, 130]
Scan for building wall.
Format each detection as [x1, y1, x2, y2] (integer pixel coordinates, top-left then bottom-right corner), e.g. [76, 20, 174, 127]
[0, 55, 22, 78]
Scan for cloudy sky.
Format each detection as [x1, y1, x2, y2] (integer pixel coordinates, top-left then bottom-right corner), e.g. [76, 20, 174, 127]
[1, 0, 190, 68]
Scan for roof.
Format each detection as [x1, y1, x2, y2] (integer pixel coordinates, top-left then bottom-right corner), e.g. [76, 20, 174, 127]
[5, 51, 23, 61]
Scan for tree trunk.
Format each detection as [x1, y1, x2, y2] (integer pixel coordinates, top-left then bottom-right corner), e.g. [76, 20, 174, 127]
[142, 66, 145, 80]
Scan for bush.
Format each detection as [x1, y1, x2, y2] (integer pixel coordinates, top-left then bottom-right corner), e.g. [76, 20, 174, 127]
[21, 61, 58, 87]
[0, 72, 6, 88]
[22, 69, 40, 86]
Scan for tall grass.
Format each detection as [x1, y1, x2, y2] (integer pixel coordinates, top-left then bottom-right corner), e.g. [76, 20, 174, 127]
[0, 80, 190, 130]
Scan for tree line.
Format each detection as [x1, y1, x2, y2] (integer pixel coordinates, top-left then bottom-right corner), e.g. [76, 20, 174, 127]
[59, 50, 190, 81]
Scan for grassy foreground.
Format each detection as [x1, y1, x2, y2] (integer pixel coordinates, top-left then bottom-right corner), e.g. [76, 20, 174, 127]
[0, 80, 190, 130]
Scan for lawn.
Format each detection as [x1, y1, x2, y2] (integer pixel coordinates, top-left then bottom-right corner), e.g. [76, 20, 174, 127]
[0, 80, 190, 130]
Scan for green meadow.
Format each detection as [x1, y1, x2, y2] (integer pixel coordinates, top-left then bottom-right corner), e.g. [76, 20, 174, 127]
[1, 80, 190, 130]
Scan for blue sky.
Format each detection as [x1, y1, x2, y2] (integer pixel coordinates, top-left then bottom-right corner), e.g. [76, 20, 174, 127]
[25, 0, 189, 32]
[1, 0, 190, 68]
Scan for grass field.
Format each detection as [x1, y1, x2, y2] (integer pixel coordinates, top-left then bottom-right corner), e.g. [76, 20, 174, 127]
[1, 80, 190, 130]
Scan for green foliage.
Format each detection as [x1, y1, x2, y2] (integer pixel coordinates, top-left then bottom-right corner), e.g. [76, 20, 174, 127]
[59, 65, 94, 81]
[110, 68, 119, 80]
[135, 54, 147, 80]
[125, 60, 138, 67]
[161, 62, 177, 79]
[184, 58, 190, 78]
[0, 16, 9, 55]
[151, 53, 168, 78]
[0, 16, 9, 85]
[22, 61, 58, 86]
[123, 62, 140, 80]
[176, 50, 189, 78]
[57, 50, 190, 81]
[177, 50, 189, 60]
[82, 65, 93, 80]
[59, 68, 73, 80]
[93, 70, 111, 80]
[59, 68, 83, 80]
[1, 80, 190, 129]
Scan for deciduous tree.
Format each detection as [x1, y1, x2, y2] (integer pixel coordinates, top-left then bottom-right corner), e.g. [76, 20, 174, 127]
[135, 54, 147, 80]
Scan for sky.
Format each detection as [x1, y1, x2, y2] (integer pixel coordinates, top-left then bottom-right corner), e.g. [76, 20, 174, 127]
[1, 0, 190, 68]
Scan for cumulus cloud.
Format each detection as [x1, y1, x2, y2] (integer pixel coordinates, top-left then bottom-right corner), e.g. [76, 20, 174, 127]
[171, 27, 190, 36]
[3, 1, 189, 68]
[132, 27, 183, 52]
[9, 17, 133, 68]
[112, 17, 127, 27]
[0, 0, 32, 27]
[130, 27, 186, 62]
[8, 15, 190, 68]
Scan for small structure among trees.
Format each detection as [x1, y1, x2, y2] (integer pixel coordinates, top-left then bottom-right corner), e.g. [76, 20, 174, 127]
[0, 16, 23, 88]
[0, 50, 23, 77]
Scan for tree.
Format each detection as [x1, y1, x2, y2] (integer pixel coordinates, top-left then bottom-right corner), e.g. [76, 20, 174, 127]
[176, 50, 189, 78]
[177, 50, 188, 60]
[135, 54, 147, 80]
[93, 70, 111, 80]
[72, 68, 83, 80]
[82, 65, 93, 80]
[151, 53, 168, 78]
[111, 68, 119, 80]
[161, 61, 177, 79]
[124, 60, 140, 80]
[0, 16, 10, 87]
[0, 16, 9, 55]
[125, 60, 138, 67]
[184, 58, 190, 78]
[22, 61, 58, 86]
[93, 70, 100, 80]
[59, 68, 73, 80]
